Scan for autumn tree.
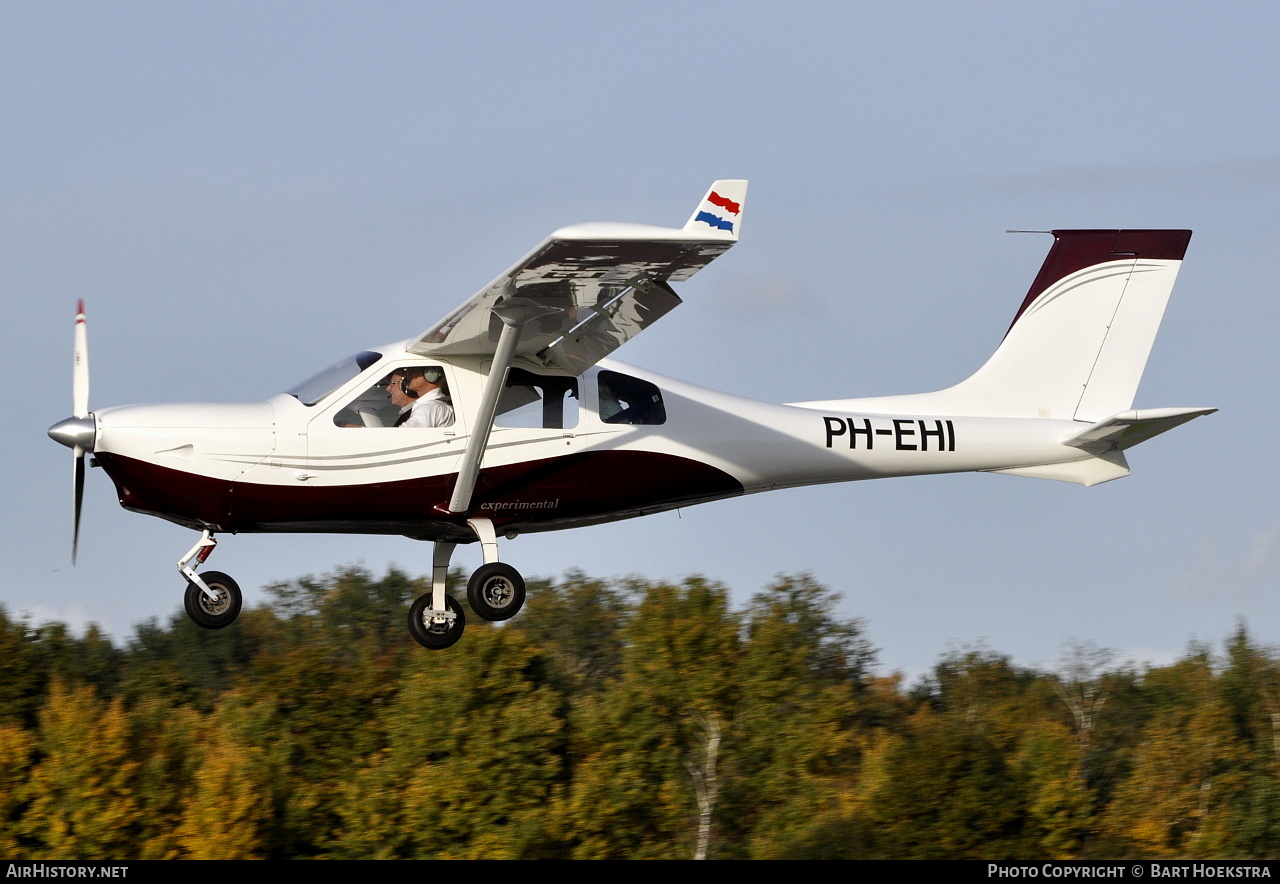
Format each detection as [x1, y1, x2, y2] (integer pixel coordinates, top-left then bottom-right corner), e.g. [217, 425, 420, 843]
[328, 625, 566, 859]
[509, 570, 629, 694]
[555, 577, 740, 858]
[24, 682, 141, 858]
[1099, 651, 1249, 858]
[722, 573, 872, 858]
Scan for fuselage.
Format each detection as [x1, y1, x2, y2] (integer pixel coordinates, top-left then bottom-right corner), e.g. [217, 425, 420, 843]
[88, 340, 1092, 542]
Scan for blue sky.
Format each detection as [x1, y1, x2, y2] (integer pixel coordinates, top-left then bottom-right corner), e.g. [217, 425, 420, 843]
[3, 2, 1277, 680]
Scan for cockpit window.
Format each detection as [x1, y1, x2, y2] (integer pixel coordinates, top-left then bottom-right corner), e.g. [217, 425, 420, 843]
[332, 365, 452, 428]
[599, 370, 665, 425]
[496, 369, 579, 429]
[286, 351, 382, 406]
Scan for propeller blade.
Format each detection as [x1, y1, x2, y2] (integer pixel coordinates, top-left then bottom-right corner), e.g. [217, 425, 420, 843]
[71, 300, 90, 563]
[73, 446, 85, 564]
[73, 299, 89, 418]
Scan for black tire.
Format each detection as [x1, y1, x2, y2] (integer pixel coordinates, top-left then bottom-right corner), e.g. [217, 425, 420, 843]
[407, 592, 466, 650]
[466, 563, 526, 622]
[183, 570, 243, 630]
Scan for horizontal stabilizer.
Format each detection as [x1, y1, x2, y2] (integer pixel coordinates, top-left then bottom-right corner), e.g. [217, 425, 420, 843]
[987, 451, 1131, 487]
[1062, 407, 1217, 453]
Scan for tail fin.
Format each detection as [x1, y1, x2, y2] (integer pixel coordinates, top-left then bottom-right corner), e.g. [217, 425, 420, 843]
[809, 230, 1195, 421]
[970, 229, 1192, 421]
[684, 180, 748, 240]
[792, 229, 1213, 485]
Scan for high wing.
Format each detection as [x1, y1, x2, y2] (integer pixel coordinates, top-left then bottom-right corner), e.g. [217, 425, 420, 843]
[407, 180, 748, 376]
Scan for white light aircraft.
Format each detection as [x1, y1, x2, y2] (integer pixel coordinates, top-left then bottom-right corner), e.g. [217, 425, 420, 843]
[48, 180, 1215, 649]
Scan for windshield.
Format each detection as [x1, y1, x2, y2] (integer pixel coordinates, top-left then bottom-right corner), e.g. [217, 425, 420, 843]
[285, 351, 383, 405]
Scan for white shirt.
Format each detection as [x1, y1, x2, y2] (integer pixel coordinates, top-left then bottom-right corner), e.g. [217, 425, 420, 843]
[401, 387, 454, 428]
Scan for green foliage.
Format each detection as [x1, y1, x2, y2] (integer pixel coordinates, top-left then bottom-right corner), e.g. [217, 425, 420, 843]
[1016, 721, 1090, 858]
[556, 577, 741, 859]
[0, 607, 45, 725]
[508, 570, 629, 693]
[5, 566, 1280, 859]
[357, 626, 565, 859]
[861, 709, 1029, 858]
[117, 611, 258, 712]
[0, 721, 35, 854]
[724, 574, 869, 858]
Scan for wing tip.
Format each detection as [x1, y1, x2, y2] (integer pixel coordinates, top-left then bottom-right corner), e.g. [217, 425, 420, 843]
[683, 179, 748, 239]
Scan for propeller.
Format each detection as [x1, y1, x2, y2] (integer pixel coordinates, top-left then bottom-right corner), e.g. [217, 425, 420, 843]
[74, 298, 89, 419]
[48, 300, 96, 563]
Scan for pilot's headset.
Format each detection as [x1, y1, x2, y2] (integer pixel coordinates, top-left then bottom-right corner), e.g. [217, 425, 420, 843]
[400, 367, 444, 399]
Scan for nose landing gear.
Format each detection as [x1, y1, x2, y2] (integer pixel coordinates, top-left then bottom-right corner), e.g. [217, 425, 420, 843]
[178, 530, 243, 630]
[184, 570, 243, 629]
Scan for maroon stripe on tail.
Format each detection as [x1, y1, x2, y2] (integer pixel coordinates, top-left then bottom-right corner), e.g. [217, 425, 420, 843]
[1005, 229, 1191, 337]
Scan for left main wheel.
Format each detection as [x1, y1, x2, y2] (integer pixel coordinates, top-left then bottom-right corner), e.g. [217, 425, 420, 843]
[184, 570, 243, 630]
[407, 593, 466, 650]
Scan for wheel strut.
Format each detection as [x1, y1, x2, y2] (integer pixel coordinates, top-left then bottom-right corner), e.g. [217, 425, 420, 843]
[177, 529, 242, 629]
[407, 539, 465, 650]
[177, 529, 219, 602]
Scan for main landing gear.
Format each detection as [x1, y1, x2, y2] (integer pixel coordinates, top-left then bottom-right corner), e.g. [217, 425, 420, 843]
[406, 517, 527, 650]
[178, 530, 243, 630]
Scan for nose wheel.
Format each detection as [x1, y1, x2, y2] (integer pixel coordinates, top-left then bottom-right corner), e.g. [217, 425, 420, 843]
[177, 530, 243, 630]
[183, 570, 243, 630]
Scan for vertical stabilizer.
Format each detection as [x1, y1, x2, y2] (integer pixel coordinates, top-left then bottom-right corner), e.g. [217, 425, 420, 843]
[993, 230, 1192, 422]
[974, 229, 1192, 421]
[801, 229, 1192, 421]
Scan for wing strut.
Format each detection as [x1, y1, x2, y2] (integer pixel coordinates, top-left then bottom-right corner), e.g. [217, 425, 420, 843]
[443, 302, 552, 515]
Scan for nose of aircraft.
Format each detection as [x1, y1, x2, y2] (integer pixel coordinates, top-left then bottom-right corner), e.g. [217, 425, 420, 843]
[48, 415, 96, 451]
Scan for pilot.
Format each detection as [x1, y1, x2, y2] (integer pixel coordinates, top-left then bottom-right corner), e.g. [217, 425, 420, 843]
[398, 366, 454, 428]
[381, 371, 414, 424]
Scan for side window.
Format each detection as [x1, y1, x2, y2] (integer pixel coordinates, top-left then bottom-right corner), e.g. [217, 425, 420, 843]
[598, 370, 666, 425]
[332, 366, 451, 428]
[496, 369, 579, 429]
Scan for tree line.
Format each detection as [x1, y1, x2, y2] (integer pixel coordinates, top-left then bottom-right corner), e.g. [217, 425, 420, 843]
[2, 567, 1278, 859]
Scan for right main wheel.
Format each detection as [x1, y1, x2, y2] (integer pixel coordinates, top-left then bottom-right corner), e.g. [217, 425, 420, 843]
[466, 563, 526, 622]
[407, 593, 466, 650]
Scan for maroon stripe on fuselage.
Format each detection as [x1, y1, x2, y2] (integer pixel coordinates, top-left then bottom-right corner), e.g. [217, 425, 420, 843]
[94, 450, 744, 535]
[1005, 229, 1191, 338]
